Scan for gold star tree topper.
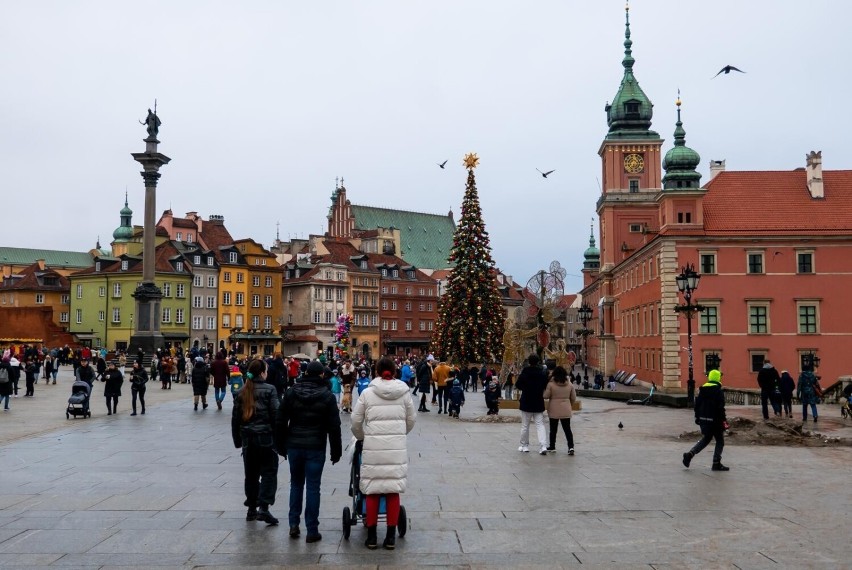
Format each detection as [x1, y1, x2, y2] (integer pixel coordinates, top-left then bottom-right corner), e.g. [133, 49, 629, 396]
[463, 152, 480, 170]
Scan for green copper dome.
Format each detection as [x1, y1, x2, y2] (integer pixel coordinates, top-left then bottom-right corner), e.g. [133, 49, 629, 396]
[605, 5, 659, 140]
[112, 193, 134, 242]
[662, 99, 702, 189]
[583, 223, 600, 270]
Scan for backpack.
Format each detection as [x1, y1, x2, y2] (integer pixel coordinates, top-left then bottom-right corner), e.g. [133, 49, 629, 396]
[0, 367, 8, 384]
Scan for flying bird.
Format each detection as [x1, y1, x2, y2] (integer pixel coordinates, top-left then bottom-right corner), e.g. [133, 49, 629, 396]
[536, 168, 555, 179]
[618, 422, 624, 430]
[438, 160, 448, 169]
[713, 65, 745, 78]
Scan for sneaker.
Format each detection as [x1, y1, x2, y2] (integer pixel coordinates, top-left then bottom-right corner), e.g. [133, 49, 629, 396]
[711, 463, 730, 471]
[568, 448, 575, 456]
[518, 445, 529, 453]
[547, 445, 556, 453]
[682, 452, 693, 468]
[246, 507, 258, 521]
[539, 449, 548, 456]
[305, 533, 322, 543]
[289, 526, 300, 538]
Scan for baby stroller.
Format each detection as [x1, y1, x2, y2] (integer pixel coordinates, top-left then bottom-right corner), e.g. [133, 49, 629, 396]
[342, 440, 407, 540]
[66, 379, 92, 419]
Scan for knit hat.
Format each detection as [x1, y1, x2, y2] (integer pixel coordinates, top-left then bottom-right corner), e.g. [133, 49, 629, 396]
[306, 360, 325, 376]
[707, 369, 722, 384]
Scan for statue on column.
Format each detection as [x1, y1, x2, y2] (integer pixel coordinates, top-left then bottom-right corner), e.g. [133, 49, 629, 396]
[140, 108, 161, 139]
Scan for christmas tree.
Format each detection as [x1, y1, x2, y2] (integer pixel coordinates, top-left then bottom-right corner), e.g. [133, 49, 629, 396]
[430, 153, 505, 365]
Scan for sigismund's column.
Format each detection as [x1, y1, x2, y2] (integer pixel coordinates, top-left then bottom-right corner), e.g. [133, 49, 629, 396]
[129, 107, 171, 356]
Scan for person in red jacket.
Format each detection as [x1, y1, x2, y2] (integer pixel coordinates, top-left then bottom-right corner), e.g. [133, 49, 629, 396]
[210, 351, 231, 410]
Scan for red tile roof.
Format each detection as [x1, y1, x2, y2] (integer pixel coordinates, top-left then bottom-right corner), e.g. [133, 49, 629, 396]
[703, 170, 852, 235]
[0, 262, 70, 292]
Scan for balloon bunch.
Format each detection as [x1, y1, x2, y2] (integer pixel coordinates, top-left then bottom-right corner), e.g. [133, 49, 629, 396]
[334, 313, 352, 358]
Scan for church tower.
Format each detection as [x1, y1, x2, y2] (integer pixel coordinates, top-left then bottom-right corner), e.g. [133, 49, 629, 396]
[597, 3, 664, 270]
[111, 192, 135, 257]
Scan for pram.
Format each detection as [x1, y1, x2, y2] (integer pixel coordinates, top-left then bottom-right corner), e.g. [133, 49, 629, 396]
[342, 440, 407, 540]
[66, 380, 92, 419]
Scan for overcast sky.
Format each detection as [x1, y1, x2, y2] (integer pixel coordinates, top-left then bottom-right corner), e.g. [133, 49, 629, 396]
[3, 1, 847, 293]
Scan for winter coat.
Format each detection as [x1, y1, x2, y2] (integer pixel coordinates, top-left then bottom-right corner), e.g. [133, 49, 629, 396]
[757, 365, 781, 391]
[275, 375, 342, 460]
[779, 372, 796, 396]
[350, 378, 416, 495]
[484, 381, 500, 404]
[433, 363, 451, 387]
[191, 362, 210, 395]
[515, 365, 549, 413]
[103, 368, 124, 398]
[75, 364, 95, 386]
[231, 379, 280, 449]
[400, 364, 414, 385]
[797, 371, 821, 406]
[449, 383, 465, 406]
[416, 361, 432, 393]
[130, 367, 148, 390]
[694, 381, 726, 428]
[0, 362, 12, 397]
[544, 380, 577, 419]
[265, 356, 286, 397]
[210, 357, 230, 389]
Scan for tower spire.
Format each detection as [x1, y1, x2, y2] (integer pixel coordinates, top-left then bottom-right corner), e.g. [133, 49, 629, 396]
[623, 1, 634, 73]
[589, 217, 596, 248]
[662, 92, 702, 189]
[673, 89, 686, 146]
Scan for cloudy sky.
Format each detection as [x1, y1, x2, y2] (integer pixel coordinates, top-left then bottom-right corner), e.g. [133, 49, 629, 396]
[3, 1, 847, 293]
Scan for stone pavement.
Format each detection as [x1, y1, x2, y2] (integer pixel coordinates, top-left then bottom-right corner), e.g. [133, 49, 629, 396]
[0, 376, 850, 569]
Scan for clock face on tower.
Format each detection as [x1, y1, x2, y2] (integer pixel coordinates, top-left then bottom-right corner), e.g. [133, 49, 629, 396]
[624, 153, 644, 174]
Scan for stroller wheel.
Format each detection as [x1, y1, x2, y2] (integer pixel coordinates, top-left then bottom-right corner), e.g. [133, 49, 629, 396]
[342, 507, 351, 540]
[398, 505, 407, 537]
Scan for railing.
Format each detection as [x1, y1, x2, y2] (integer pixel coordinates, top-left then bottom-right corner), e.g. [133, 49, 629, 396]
[723, 376, 852, 406]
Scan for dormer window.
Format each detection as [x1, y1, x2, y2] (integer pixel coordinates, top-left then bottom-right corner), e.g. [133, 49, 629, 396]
[95, 261, 101, 272]
[381, 268, 388, 277]
[406, 269, 415, 279]
[229, 251, 237, 263]
[625, 101, 640, 115]
[176, 261, 184, 272]
[392, 269, 399, 278]
[207, 257, 214, 266]
[121, 260, 128, 271]
[194, 255, 201, 264]
[186, 233, 193, 243]
[360, 260, 368, 270]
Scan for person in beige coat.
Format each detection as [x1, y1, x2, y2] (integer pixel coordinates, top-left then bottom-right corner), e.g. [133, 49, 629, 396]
[544, 366, 578, 455]
[351, 357, 416, 550]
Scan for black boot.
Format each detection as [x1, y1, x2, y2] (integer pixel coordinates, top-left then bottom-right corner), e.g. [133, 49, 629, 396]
[712, 462, 730, 471]
[246, 507, 257, 521]
[682, 451, 694, 468]
[383, 525, 396, 550]
[256, 506, 279, 525]
[365, 525, 378, 549]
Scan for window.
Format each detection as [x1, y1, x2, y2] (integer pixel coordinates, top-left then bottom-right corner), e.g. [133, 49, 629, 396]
[111, 307, 120, 323]
[287, 290, 293, 302]
[798, 303, 818, 334]
[229, 252, 238, 263]
[223, 292, 231, 305]
[391, 286, 397, 294]
[222, 314, 230, 328]
[252, 276, 260, 287]
[360, 260, 368, 270]
[748, 304, 769, 334]
[113, 282, 122, 297]
[700, 253, 716, 275]
[797, 252, 814, 274]
[337, 272, 344, 280]
[750, 351, 766, 372]
[391, 301, 397, 310]
[371, 278, 378, 287]
[207, 296, 216, 309]
[176, 261, 183, 272]
[162, 308, 171, 323]
[35, 293, 44, 304]
[325, 271, 332, 280]
[404, 302, 412, 312]
[353, 314, 360, 326]
[371, 315, 377, 326]
[176, 284, 185, 298]
[207, 257, 214, 266]
[193, 296, 202, 309]
[382, 320, 389, 331]
[676, 212, 692, 224]
[207, 316, 216, 330]
[208, 276, 216, 288]
[194, 255, 201, 265]
[747, 252, 764, 274]
[187, 233, 193, 243]
[392, 269, 399, 278]
[252, 294, 260, 308]
[699, 306, 718, 334]
[405, 287, 411, 295]
[391, 320, 398, 331]
[382, 301, 388, 310]
[427, 302, 433, 311]
[325, 311, 333, 324]
[223, 272, 231, 282]
[381, 268, 388, 277]
[264, 295, 272, 308]
[193, 316, 203, 330]
[60, 294, 69, 304]
[314, 287, 322, 299]
[313, 311, 321, 324]
[236, 293, 244, 306]
[95, 261, 101, 272]
[175, 308, 184, 324]
[427, 320, 433, 331]
[419, 321, 426, 331]
[176, 232, 182, 241]
[353, 293, 360, 307]
[264, 316, 272, 329]
[236, 273, 244, 283]
[381, 286, 388, 294]
[60, 311, 69, 323]
[419, 287, 425, 296]
[419, 303, 425, 311]
[119, 259, 128, 271]
[325, 288, 333, 300]
[629, 179, 639, 193]
[629, 223, 642, 233]
[265, 276, 272, 287]
[76, 284, 83, 299]
[194, 275, 203, 287]
[162, 283, 171, 297]
[405, 320, 412, 331]
[235, 314, 243, 327]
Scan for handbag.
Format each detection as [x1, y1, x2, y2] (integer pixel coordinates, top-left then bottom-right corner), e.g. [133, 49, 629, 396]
[813, 383, 824, 398]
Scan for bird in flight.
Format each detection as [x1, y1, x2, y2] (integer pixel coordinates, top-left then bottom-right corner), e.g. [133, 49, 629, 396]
[536, 168, 555, 179]
[713, 65, 745, 78]
[438, 160, 448, 169]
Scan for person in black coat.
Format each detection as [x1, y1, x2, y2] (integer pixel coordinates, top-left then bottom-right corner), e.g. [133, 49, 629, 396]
[191, 357, 210, 411]
[232, 359, 281, 525]
[275, 360, 342, 543]
[103, 360, 124, 415]
[682, 369, 729, 471]
[415, 357, 433, 412]
[129, 361, 148, 416]
[265, 354, 286, 398]
[757, 361, 781, 419]
[778, 370, 796, 419]
[514, 354, 550, 454]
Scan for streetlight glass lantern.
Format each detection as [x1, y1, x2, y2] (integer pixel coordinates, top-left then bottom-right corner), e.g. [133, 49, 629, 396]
[676, 273, 688, 292]
[686, 269, 700, 291]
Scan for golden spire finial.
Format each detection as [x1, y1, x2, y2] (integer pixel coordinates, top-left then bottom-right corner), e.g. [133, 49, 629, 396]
[676, 87, 682, 107]
[625, 0, 629, 12]
[463, 152, 480, 170]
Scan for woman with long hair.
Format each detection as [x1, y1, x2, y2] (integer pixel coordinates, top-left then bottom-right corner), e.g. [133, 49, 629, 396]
[543, 366, 578, 455]
[231, 358, 280, 525]
[351, 357, 416, 550]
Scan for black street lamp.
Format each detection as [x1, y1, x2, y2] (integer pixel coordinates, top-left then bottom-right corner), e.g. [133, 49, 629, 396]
[577, 304, 594, 384]
[674, 263, 705, 406]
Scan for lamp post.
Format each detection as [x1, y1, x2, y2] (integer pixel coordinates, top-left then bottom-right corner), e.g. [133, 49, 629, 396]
[674, 263, 705, 407]
[577, 304, 594, 384]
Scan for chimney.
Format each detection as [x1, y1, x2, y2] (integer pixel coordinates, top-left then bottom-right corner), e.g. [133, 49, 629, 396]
[37, 259, 46, 271]
[806, 151, 824, 199]
[708, 159, 726, 180]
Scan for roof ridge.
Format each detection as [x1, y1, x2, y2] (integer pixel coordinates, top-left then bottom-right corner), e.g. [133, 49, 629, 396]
[351, 204, 452, 219]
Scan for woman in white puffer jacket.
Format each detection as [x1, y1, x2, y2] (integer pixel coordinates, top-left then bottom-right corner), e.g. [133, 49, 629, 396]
[351, 357, 416, 550]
